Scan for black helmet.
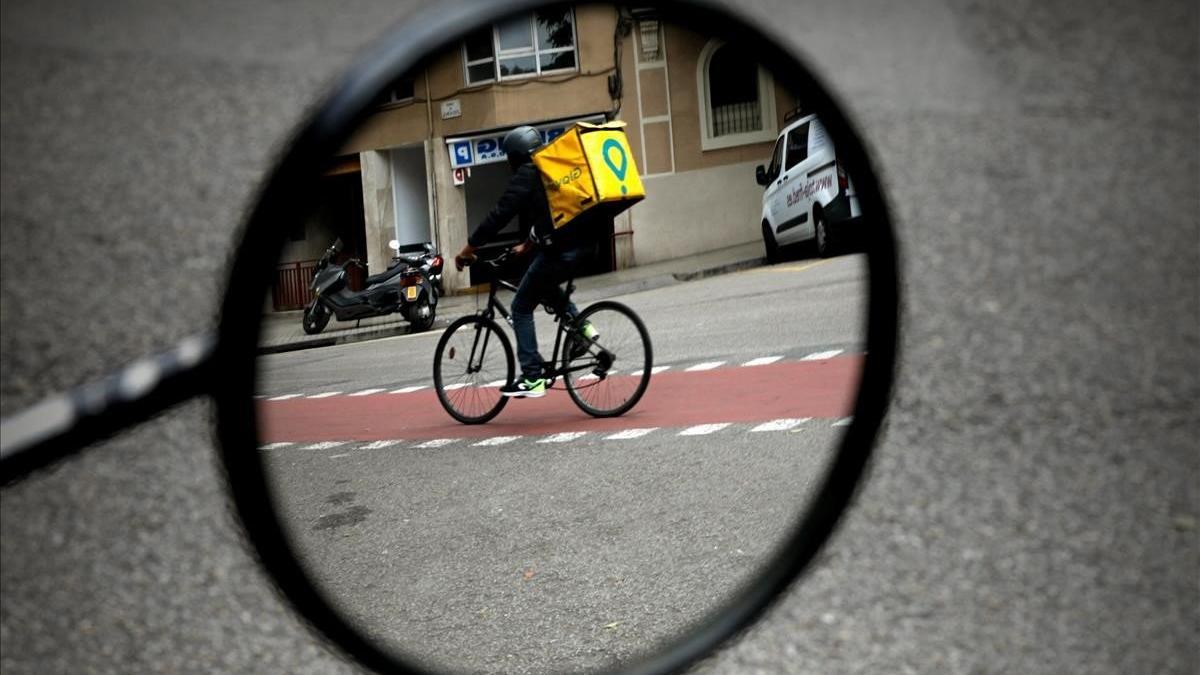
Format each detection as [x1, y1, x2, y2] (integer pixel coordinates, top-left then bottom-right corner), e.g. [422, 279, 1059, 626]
[501, 125, 542, 165]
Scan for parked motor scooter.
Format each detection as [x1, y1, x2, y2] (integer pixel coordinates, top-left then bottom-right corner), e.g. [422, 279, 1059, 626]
[302, 238, 443, 335]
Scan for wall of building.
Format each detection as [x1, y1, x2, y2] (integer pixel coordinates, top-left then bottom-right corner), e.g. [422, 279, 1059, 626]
[341, 5, 620, 155]
[618, 20, 793, 267]
[630, 159, 764, 265]
[302, 8, 800, 297]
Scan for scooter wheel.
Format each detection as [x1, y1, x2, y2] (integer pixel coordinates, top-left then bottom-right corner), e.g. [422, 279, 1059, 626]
[302, 301, 332, 335]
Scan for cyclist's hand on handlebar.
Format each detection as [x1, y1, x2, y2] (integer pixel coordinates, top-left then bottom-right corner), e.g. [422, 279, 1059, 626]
[511, 241, 533, 257]
[455, 244, 477, 271]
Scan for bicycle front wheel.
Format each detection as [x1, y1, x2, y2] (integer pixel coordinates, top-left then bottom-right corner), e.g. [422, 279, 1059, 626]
[433, 315, 514, 424]
[562, 301, 653, 418]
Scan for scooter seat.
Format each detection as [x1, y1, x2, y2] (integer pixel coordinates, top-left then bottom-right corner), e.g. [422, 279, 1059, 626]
[365, 257, 421, 287]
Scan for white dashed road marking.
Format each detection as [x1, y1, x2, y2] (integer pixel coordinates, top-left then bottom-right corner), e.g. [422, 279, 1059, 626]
[539, 431, 588, 443]
[474, 436, 521, 446]
[299, 441, 347, 450]
[679, 423, 731, 436]
[750, 418, 810, 432]
[360, 440, 401, 450]
[802, 350, 843, 361]
[261, 353, 863, 401]
[260, 419, 854, 453]
[605, 428, 658, 440]
[742, 356, 783, 367]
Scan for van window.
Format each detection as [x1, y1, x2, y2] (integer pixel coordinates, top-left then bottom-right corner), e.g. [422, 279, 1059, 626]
[808, 119, 830, 155]
[766, 137, 784, 180]
[785, 123, 809, 170]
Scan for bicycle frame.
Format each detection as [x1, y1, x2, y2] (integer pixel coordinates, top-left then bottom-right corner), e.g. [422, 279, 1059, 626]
[473, 261, 600, 385]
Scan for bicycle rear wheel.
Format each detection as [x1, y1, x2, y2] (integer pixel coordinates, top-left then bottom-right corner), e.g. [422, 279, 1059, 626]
[434, 315, 514, 424]
[562, 301, 653, 418]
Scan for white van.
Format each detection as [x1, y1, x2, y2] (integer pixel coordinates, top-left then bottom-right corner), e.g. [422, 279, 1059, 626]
[755, 113, 862, 261]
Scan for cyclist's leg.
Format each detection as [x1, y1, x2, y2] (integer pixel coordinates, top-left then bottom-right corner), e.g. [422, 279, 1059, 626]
[538, 241, 594, 319]
[511, 251, 549, 380]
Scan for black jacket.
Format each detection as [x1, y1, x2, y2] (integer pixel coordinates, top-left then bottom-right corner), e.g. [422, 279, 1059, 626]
[467, 162, 557, 248]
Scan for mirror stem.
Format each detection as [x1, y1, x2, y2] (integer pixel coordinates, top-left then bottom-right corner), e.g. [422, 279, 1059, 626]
[0, 333, 218, 485]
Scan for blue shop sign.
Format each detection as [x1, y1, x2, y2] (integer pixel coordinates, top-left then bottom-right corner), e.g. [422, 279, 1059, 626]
[445, 115, 606, 170]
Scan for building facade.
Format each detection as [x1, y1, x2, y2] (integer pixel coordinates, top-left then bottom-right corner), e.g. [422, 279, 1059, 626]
[273, 5, 796, 305]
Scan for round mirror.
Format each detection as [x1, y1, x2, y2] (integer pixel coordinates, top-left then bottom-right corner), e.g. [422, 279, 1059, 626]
[216, 1, 897, 673]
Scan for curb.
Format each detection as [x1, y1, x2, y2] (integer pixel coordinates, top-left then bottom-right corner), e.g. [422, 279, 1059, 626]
[257, 256, 764, 355]
[257, 319, 448, 355]
[672, 256, 767, 282]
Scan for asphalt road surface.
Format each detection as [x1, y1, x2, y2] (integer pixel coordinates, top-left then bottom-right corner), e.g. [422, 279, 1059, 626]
[2, 1, 1196, 674]
[255, 258, 865, 672]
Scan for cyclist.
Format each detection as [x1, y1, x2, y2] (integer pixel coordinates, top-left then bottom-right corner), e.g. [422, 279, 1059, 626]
[455, 125, 599, 399]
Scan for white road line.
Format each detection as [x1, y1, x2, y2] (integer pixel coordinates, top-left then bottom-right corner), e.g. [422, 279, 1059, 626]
[444, 383, 470, 390]
[299, 441, 347, 450]
[416, 438, 457, 448]
[349, 388, 386, 397]
[484, 379, 508, 388]
[267, 394, 302, 401]
[750, 418, 810, 432]
[307, 392, 341, 399]
[802, 349, 843, 361]
[833, 417, 853, 427]
[360, 440, 401, 450]
[605, 428, 658, 440]
[742, 356, 783, 367]
[579, 373, 598, 381]
[474, 436, 521, 446]
[390, 385, 427, 394]
[685, 361, 725, 371]
[259, 442, 294, 450]
[631, 365, 671, 376]
[329, 453, 350, 459]
[679, 423, 731, 436]
[539, 431, 588, 443]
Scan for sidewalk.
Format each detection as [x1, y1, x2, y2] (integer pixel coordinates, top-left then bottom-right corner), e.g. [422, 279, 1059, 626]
[257, 241, 765, 354]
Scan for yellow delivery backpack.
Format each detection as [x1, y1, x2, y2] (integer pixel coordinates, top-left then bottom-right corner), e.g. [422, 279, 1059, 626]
[531, 121, 645, 231]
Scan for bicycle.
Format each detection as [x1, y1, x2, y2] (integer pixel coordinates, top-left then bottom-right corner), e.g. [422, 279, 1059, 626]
[433, 249, 653, 424]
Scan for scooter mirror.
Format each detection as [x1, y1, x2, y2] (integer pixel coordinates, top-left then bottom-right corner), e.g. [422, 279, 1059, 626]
[231, 2, 898, 674]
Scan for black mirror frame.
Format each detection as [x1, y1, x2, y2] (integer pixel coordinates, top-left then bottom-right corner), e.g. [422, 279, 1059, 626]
[213, 1, 900, 673]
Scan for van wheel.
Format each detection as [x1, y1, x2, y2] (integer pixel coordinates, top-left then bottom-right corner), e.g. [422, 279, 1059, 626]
[762, 222, 781, 264]
[814, 210, 834, 258]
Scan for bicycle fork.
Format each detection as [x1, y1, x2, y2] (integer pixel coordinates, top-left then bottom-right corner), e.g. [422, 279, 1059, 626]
[467, 323, 491, 375]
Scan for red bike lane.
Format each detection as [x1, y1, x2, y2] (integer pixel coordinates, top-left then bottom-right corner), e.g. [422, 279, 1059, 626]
[258, 356, 863, 443]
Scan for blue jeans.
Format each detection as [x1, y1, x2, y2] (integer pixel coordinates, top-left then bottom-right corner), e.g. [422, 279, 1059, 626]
[511, 244, 587, 380]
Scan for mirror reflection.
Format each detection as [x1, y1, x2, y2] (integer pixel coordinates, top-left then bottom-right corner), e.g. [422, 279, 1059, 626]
[255, 5, 870, 672]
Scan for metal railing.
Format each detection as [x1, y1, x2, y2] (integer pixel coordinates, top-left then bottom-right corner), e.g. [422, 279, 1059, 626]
[271, 260, 367, 311]
[712, 101, 762, 137]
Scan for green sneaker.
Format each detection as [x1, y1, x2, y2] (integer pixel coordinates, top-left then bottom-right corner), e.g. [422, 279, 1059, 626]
[500, 378, 545, 398]
[569, 321, 600, 360]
